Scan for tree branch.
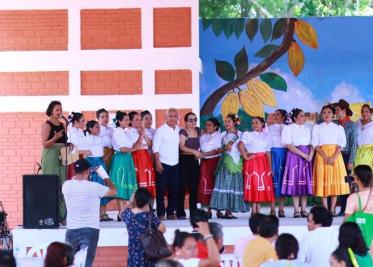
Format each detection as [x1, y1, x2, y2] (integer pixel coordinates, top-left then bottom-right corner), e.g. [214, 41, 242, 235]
[200, 18, 296, 115]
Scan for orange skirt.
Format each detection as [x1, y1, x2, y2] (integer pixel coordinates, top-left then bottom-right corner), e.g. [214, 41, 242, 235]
[132, 149, 156, 198]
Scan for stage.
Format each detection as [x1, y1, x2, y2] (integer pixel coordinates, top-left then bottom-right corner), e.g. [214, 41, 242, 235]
[12, 208, 343, 257]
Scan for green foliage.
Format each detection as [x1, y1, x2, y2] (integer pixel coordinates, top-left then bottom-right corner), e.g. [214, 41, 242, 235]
[234, 47, 249, 78]
[245, 19, 258, 42]
[200, 0, 373, 19]
[215, 60, 236, 82]
[205, 19, 246, 38]
[254, 44, 280, 58]
[271, 18, 286, 40]
[260, 19, 272, 43]
[260, 72, 287, 91]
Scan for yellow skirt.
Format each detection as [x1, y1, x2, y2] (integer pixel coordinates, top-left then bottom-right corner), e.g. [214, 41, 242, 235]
[313, 145, 349, 197]
[354, 144, 373, 170]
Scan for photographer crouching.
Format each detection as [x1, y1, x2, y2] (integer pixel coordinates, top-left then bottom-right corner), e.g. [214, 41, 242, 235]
[62, 159, 117, 267]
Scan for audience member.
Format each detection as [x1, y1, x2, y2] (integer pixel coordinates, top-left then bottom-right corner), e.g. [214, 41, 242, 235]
[44, 242, 74, 267]
[234, 213, 265, 256]
[0, 250, 15, 267]
[329, 248, 353, 267]
[298, 206, 338, 267]
[243, 215, 279, 267]
[260, 233, 310, 267]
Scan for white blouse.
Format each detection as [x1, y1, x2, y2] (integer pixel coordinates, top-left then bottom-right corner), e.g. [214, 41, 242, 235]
[67, 126, 88, 150]
[85, 134, 104, 157]
[145, 127, 156, 141]
[311, 122, 346, 148]
[268, 123, 285, 148]
[112, 127, 133, 152]
[99, 125, 113, 148]
[281, 123, 312, 146]
[128, 127, 148, 149]
[222, 130, 242, 164]
[240, 131, 272, 153]
[356, 120, 373, 146]
[200, 131, 222, 159]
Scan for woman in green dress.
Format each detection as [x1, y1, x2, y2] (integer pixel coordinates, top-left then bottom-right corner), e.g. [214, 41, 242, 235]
[210, 114, 250, 219]
[41, 100, 68, 222]
[110, 111, 138, 221]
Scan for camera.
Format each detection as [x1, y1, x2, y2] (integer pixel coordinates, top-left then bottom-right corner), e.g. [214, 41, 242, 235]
[344, 175, 354, 183]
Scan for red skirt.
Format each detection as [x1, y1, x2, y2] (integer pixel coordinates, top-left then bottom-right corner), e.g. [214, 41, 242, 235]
[132, 149, 156, 198]
[67, 155, 84, 180]
[198, 157, 220, 205]
[243, 152, 275, 202]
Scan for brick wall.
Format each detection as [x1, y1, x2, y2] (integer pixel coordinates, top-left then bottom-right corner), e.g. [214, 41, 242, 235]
[0, 10, 68, 51]
[155, 69, 192, 94]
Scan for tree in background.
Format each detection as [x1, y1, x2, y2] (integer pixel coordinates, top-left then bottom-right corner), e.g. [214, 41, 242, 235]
[200, 0, 373, 19]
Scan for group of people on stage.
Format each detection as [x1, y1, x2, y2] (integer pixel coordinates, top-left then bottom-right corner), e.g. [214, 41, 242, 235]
[40, 99, 373, 223]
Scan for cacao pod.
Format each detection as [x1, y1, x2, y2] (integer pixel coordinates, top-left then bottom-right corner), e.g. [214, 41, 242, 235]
[239, 89, 264, 117]
[221, 92, 240, 118]
[288, 41, 304, 76]
[247, 79, 277, 107]
[295, 20, 318, 49]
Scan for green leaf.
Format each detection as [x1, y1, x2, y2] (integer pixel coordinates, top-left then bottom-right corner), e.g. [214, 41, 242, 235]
[254, 44, 280, 58]
[260, 72, 287, 91]
[215, 60, 235, 82]
[202, 19, 212, 30]
[245, 19, 258, 42]
[234, 18, 245, 38]
[260, 19, 272, 43]
[223, 21, 234, 38]
[271, 18, 286, 40]
[211, 20, 225, 36]
[234, 47, 248, 79]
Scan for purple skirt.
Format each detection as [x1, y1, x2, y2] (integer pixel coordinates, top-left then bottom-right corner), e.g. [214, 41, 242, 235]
[281, 145, 313, 196]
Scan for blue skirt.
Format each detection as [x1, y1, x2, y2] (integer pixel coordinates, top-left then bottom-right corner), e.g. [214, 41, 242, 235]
[271, 147, 287, 197]
[86, 157, 112, 206]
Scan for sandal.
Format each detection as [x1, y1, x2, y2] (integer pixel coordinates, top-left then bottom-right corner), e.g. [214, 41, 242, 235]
[293, 211, 301, 218]
[270, 210, 276, 216]
[216, 211, 224, 219]
[224, 211, 237, 219]
[300, 211, 308, 218]
[278, 210, 285, 218]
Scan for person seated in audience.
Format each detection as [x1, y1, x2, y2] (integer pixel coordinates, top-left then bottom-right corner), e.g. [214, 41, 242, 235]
[0, 250, 15, 267]
[44, 242, 75, 267]
[298, 206, 338, 267]
[329, 248, 353, 267]
[234, 213, 265, 257]
[173, 223, 220, 267]
[155, 259, 183, 267]
[260, 233, 310, 267]
[243, 215, 279, 267]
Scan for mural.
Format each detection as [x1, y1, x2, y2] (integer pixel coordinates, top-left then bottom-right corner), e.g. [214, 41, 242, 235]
[199, 17, 373, 128]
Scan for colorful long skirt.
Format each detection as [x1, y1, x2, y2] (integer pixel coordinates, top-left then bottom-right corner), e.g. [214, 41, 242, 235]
[132, 149, 156, 198]
[243, 152, 275, 203]
[313, 145, 349, 197]
[354, 144, 373, 170]
[86, 156, 112, 205]
[271, 147, 287, 197]
[109, 151, 138, 200]
[103, 147, 114, 171]
[210, 154, 249, 212]
[281, 145, 313, 196]
[41, 144, 66, 221]
[198, 157, 220, 206]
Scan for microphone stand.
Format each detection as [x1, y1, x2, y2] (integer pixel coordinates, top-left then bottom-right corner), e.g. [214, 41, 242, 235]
[61, 117, 68, 225]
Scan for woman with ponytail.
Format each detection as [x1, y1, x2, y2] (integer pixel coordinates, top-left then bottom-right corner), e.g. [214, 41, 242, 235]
[110, 111, 138, 220]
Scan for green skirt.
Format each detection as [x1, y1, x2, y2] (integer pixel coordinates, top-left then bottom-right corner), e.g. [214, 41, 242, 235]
[41, 144, 66, 221]
[109, 151, 138, 200]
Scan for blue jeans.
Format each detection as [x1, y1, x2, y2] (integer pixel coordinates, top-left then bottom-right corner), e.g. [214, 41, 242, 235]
[66, 227, 100, 267]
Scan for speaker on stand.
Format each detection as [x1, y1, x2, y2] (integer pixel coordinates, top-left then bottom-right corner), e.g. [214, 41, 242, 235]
[23, 175, 59, 229]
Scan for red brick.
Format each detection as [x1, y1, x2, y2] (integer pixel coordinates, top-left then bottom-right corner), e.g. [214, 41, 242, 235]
[155, 108, 193, 128]
[155, 69, 192, 94]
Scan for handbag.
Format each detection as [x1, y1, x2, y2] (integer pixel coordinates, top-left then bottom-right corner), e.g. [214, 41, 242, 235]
[346, 188, 373, 248]
[140, 210, 172, 260]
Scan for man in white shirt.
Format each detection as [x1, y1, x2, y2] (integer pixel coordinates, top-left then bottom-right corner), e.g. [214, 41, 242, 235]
[152, 108, 180, 220]
[62, 159, 117, 267]
[298, 206, 338, 267]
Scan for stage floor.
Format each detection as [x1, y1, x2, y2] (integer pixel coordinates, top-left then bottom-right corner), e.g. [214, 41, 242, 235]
[12, 207, 343, 257]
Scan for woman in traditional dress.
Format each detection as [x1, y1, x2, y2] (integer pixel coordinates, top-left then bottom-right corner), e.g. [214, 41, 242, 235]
[141, 110, 156, 158]
[267, 109, 288, 217]
[178, 112, 202, 219]
[281, 108, 314, 218]
[128, 111, 156, 198]
[312, 104, 349, 215]
[110, 111, 138, 221]
[210, 114, 249, 218]
[96, 108, 114, 169]
[198, 117, 222, 218]
[84, 120, 113, 221]
[238, 117, 274, 214]
[41, 100, 68, 222]
[355, 104, 373, 170]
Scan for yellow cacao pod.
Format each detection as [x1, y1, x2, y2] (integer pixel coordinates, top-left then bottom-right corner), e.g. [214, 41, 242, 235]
[221, 92, 240, 118]
[247, 79, 277, 107]
[239, 89, 264, 117]
[288, 41, 304, 76]
[295, 20, 318, 49]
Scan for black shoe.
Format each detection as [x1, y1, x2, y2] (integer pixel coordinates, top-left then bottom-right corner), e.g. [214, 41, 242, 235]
[337, 211, 345, 217]
[117, 214, 121, 222]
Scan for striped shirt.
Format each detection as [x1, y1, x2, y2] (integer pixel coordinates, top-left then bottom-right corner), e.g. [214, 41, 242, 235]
[62, 179, 109, 229]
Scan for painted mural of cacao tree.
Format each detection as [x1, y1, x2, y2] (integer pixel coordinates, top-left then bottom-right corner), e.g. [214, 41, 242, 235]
[200, 18, 319, 118]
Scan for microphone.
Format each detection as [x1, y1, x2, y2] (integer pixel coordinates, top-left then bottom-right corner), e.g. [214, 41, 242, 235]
[60, 115, 68, 122]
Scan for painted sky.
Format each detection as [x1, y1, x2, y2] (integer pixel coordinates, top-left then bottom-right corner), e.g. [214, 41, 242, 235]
[200, 17, 373, 114]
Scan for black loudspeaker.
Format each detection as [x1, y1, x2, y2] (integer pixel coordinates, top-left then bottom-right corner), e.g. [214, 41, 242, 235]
[23, 175, 59, 229]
